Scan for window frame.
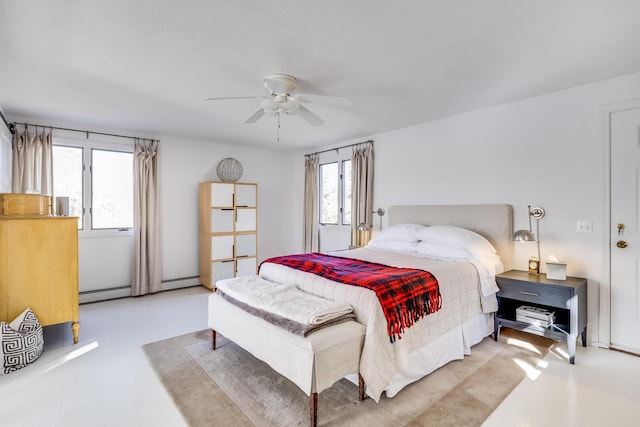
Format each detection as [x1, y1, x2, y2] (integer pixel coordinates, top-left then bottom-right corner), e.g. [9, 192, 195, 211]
[319, 161, 339, 225]
[318, 154, 352, 227]
[52, 135, 134, 236]
[341, 158, 352, 226]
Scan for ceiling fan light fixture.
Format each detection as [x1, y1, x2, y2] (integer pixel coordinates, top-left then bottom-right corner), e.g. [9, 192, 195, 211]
[264, 74, 297, 95]
[260, 98, 278, 115]
[273, 93, 288, 103]
[283, 99, 300, 113]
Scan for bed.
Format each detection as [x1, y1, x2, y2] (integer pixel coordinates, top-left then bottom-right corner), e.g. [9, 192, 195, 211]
[259, 204, 513, 402]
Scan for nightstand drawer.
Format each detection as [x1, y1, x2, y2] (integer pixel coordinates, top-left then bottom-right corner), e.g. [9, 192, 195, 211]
[496, 280, 571, 308]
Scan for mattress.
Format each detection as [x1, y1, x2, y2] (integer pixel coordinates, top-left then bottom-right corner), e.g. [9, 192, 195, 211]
[259, 247, 499, 401]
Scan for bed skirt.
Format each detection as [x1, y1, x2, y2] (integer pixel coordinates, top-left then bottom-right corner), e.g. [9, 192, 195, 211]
[348, 311, 492, 398]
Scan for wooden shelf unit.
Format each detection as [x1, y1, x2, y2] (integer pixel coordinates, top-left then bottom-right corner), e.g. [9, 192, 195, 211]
[198, 182, 258, 290]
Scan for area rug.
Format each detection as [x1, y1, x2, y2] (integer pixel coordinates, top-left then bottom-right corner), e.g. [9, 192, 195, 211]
[143, 328, 553, 427]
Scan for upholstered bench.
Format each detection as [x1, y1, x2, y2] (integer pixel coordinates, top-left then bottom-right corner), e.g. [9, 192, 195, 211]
[208, 292, 366, 427]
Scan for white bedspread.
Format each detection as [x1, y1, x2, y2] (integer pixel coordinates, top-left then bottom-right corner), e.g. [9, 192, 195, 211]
[216, 275, 353, 325]
[259, 247, 499, 402]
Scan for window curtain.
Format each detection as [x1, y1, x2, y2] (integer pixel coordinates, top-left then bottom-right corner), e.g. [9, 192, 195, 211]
[11, 125, 53, 195]
[303, 153, 319, 252]
[131, 138, 162, 296]
[351, 142, 374, 246]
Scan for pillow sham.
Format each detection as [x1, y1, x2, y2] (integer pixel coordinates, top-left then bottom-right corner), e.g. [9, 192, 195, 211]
[367, 239, 419, 252]
[1, 308, 44, 375]
[368, 223, 425, 242]
[415, 241, 475, 260]
[416, 225, 496, 258]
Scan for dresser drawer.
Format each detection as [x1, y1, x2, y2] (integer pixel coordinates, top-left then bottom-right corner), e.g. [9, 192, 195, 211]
[496, 279, 572, 308]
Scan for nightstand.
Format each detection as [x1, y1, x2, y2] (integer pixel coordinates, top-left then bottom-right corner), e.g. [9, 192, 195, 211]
[493, 270, 587, 364]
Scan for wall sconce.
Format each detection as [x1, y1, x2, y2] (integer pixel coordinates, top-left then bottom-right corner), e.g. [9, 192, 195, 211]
[513, 205, 545, 273]
[373, 207, 385, 230]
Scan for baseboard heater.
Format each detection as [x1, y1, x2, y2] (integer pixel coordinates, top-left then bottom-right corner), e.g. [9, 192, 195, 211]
[79, 276, 201, 304]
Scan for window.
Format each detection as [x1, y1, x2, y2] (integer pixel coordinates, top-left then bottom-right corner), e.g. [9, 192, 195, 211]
[52, 145, 83, 228]
[53, 138, 133, 231]
[319, 159, 352, 225]
[320, 162, 338, 224]
[91, 149, 133, 229]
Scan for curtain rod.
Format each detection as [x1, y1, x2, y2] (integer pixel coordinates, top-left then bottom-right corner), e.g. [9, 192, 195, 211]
[10, 121, 159, 143]
[0, 110, 11, 133]
[305, 139, 373, 157]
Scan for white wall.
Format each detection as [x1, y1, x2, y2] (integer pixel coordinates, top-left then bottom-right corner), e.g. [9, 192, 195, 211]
[293, 71, 640, 347]
[159, 135, 299, 284]
[4, 114, 300, 299]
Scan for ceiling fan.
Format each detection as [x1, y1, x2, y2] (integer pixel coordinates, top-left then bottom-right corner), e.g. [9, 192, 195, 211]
[203, 74, 352, 128]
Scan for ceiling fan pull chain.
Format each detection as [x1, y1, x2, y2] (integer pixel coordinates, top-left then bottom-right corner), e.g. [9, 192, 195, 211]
[277, 112, 281, 142]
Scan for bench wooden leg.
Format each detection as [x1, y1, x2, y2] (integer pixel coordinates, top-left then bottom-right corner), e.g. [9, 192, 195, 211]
[310, 392, 318, 427]
[211, 329, 217, 350]
[358, 373, 366, 401]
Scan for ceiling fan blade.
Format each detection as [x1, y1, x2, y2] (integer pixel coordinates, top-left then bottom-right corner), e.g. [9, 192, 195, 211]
[295, 94, 352, 108]
[244, 108, 266, 124]
[203, 96, 262, 101]
[297, 105, 325, 126]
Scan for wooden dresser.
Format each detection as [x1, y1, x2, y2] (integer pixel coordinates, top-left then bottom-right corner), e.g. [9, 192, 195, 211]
[0, 193, 80, 343]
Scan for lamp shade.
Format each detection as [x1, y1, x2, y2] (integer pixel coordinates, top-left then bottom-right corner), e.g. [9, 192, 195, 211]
[357, 223, 370, 232]
[513, 229, 536, 242]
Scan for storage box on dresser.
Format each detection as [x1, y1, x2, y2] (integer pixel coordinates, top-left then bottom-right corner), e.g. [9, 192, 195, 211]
[0, 193, 80, 343]
[198, 182, 258, 290]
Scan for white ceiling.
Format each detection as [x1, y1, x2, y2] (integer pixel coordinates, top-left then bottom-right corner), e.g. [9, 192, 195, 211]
[2, 1, 640, 151]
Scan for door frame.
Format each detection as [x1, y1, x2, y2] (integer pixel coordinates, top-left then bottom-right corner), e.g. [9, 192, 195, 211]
[602, 98, 640, 349]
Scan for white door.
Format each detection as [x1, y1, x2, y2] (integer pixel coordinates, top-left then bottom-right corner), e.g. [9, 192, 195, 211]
[211, 235, 234, 260]
[610, 107, 640, 354]
[236, 257, 257, 277]
[235, 208, 256, 232]
[211, 209, 234, 233]
[210, 182, 234, 207]
[235, 183, 257, 207]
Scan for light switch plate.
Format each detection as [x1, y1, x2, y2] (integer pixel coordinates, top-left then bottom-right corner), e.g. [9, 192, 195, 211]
[576, 221, 593, 233]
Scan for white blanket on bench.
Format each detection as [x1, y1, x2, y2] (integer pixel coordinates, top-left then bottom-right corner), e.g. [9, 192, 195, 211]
[216, 275, 354, 325]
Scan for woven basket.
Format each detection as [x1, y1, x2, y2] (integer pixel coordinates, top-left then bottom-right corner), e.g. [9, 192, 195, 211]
[216, 158, 243, 182]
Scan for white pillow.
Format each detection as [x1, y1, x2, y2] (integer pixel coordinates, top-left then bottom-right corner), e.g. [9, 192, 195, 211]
[367, 240, 419, 252]
[416, 225, 497, 258]
[415, 241, 474, 260]
[369, 223, 426, 242]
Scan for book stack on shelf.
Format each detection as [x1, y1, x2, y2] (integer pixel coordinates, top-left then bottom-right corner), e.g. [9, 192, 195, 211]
[515, 305, 555, 328]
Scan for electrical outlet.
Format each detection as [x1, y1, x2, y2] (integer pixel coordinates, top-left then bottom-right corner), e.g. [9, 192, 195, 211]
[576, 221, 593, 233]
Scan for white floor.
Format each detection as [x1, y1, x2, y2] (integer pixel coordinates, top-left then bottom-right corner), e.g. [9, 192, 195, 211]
[0, 287, 638, 427]
[483, 335, 640, 426]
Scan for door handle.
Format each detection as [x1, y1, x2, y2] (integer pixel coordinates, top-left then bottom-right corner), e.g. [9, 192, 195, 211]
[617, 240, 628, 248]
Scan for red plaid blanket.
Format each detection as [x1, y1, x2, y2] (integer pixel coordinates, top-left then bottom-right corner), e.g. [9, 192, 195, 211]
[261, 253, 442, 342]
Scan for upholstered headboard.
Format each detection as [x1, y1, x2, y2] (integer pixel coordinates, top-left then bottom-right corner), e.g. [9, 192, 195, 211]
[388, 204, 514, 269]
